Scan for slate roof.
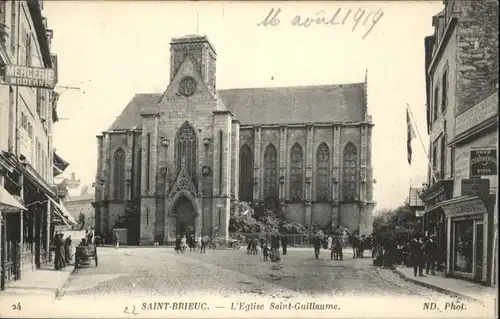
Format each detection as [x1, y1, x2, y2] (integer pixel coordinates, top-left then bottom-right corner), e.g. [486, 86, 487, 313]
[108, 82, 366, 130]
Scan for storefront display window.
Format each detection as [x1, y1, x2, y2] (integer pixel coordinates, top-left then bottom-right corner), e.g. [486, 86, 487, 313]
[453, 220, 474, 273]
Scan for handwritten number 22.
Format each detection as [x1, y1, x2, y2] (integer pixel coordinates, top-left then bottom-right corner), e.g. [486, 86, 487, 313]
[124, 306, 138, 315]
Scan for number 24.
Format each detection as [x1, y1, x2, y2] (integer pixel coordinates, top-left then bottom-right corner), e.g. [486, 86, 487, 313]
[124, 306, 138, 315]
[12, 302, 22, 311]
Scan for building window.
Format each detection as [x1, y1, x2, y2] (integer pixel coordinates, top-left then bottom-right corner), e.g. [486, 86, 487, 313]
[440, 136, 446, 179]
[176, 121, 197, 182]
[441, 70, 448, 113]
[450, 146, 455, 178]
[36, 89, 42, 114]
[316, 142, 330, 201]
[343, 143, 357, 201]
[289, 143, 304, 201]
[113, 148, 125, 199]
[433, 86, 439, 122]
[239, 144, 253, 202]
[263, 144, 278, 200]
[432, 142, 438, 181]
[10, 0, 16, 52]
[25, 33, 31, 66]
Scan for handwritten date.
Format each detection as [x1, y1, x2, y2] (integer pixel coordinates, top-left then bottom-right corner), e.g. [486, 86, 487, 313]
[257, 8, 384, 39]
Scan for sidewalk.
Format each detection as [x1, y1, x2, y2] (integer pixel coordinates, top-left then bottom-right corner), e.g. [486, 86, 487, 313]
[2, 261, 75, 299]
[394, 266, 496, 303]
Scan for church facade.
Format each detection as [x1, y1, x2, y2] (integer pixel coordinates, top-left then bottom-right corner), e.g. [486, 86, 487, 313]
[93, 35, 375, 245]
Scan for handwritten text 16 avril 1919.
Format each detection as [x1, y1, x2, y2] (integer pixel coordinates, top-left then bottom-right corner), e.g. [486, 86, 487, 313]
[257, 8, 384, 39]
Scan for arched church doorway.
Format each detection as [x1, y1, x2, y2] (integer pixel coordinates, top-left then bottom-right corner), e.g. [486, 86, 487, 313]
[173, 196, 195, 237]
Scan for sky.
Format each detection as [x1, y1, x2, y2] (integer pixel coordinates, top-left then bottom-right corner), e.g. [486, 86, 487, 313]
[44, 1, 443, 211]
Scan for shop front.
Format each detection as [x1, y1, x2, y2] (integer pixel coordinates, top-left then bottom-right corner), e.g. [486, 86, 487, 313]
[0, 170, 28, 292]
[420, 180, 454, 271]
[440, 196, 494, 285]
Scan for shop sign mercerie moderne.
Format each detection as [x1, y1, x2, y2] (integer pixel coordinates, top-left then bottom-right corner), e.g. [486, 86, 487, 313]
[1, 64, 56, 89]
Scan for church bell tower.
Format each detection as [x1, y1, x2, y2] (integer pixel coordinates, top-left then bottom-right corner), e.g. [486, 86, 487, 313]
[169, 35, 217, 93]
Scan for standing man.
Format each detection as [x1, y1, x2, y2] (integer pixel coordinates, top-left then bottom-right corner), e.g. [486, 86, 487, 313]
[424, 234, 437, 275]
[200, 235, 208, 254]
[281, 234, 288, 256]
[409, 235, 425, 277]
[313, 234, 322, 259]
[58, 233, 66, 268]
[352, 235, 360, 259]
[64, 235, 72, 264]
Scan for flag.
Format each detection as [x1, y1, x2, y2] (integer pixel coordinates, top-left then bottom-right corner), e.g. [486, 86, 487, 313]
[407, 108, 416, 165]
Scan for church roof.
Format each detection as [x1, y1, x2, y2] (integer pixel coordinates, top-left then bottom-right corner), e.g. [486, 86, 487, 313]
[109, 94, 162, 130]
[108, 82, 365, 130]
[220, 82, 365, 125]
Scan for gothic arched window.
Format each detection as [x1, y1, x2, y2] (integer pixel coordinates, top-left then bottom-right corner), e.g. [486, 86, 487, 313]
[176, 122, 197, 181]
[263, 144, 278, 200]
[316, 143, 330, 201]
[343, 143, 357, 201]
[289, 143, 304, 201]
[113, 148, 125, 199]
[239, 144, 253, 202]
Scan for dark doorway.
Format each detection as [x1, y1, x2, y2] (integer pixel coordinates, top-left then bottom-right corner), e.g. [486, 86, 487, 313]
[173, 197, 195, 238]
[474, 222, 484, 282]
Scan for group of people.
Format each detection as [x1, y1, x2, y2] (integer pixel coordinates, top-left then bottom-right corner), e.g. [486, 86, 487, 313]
[407, 234, 438, 277]
[372, 233, 439, 277]
[311, 231, 371, 260]
[246, 233, 285, 262]
[53, 232, 72, 270]
[174, 234, 210, 253]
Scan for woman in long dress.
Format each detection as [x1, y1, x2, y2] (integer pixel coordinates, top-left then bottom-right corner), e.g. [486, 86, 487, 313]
[181, 235, 187, 253]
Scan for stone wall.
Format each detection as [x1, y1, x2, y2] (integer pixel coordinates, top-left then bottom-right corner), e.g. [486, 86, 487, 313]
[456, 0, 499, 115]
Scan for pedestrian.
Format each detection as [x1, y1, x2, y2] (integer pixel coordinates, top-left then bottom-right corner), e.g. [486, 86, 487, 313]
[424, 234, 437, 275]
[270, 233, 281, 262]
[188, 235, 195, 252]
[359, 235, 366, 258]
[181, 235, 187, 253]
[263, 241, 269, 261]
[327, 235, 333, 251]
[114, 230, 120, 250]
[281, 234, 288, 256]
[408, 236, 425, 277]
[58, 233, 66, 268]
[175, 235, 181, 253]
[351, 235, 359, 259]
[246, 236, 252, 254]
[200, 235, 208, 253]
[197, 234, 202, 250]
[54, 232, 62, 270]
[87, 230, 94, 246]
[64, 235, 72, 263]
[312, 234, 322, 259]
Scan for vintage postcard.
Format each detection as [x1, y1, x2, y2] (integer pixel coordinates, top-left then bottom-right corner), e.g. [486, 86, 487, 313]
[0, 0, 498, 318]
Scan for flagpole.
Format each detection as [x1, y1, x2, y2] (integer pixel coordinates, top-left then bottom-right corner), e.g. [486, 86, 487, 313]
[406, 103, 437, 183]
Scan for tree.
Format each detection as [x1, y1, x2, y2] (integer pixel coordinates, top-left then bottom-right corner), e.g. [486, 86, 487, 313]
[229, 201, 309, 235]
[78, 212, 86, 231]
[372, 205, 421, 246]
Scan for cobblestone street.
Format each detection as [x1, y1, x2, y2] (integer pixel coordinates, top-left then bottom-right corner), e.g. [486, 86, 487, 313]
[58, 247, 444, 299]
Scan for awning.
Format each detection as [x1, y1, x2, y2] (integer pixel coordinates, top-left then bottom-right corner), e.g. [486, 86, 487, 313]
[0, 184, 27, 213]
[438, 196, 487, 218]
[48, 196, 78, 226]
[22, 163, 57, 198]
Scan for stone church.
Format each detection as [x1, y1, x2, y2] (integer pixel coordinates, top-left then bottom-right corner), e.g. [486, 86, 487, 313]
[93, 35, 375, 245]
